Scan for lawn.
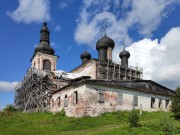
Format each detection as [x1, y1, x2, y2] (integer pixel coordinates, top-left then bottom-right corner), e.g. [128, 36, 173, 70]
[0, 111, 179, 135]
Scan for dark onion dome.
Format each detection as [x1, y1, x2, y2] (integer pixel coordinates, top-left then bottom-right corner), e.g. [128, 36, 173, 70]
[96, 34, 115, 50]
[35, 43, 55, 55]
[34, 22, 55, 55]
[80, 51, 91, 59]
[119, 49, 130, 58]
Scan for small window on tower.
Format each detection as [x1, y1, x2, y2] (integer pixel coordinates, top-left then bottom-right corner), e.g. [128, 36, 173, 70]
[43, 60, 51, 71]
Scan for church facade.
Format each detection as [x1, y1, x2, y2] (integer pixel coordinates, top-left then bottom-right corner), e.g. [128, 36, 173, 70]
[15, 22, 175, 117]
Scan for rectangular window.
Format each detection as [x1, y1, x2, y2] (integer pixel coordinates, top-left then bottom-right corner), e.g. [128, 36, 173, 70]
[151, 97, 155, 108]
[73, 91, 78, 105]
[64, 95, 68, 107]
[133, 95, 138, 106]
[57, 97, 61, 107]
[159, 99, 162, 108]
[117, 93, 123, 105]
[99, 91, 104, 103]
[166, 100, 169, 108]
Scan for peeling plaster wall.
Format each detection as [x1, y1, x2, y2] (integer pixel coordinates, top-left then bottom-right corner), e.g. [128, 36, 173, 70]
[50, 85, 87, 117]
[83, 84, 172, 116]
[71, 60, 97, 79]
[50, 83, 172, 117]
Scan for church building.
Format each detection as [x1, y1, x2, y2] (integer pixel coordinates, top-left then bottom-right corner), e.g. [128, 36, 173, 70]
[15, 22, 175, 117]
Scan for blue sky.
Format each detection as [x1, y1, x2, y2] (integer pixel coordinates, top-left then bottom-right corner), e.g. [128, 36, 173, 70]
[0, 0, 180, 109]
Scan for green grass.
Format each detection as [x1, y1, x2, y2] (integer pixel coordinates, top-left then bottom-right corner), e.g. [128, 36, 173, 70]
[0, 111, 179, 135]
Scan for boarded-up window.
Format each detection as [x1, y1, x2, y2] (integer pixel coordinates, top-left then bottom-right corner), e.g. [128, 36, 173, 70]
[151, 97, 155, 108]
[57, 97, 60, 107]
[166, 100, 169, 108]
[117, 93, 123, 105]
[98, 91, 104, 103]
[133, 95, 138, 106]
[64, 95, 68, 107]
[73, 91, 78, 105]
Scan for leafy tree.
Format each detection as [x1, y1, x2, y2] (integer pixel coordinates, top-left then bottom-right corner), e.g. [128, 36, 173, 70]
[3, 104, 17, 112]
[172, 86, 180, 119]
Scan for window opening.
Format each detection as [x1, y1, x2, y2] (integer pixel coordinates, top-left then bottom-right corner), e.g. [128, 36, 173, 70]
[99, 91, 104, 103]
[64, 95, 68, 107]
[117, 93, 123, 105]
[151, 97, 155, 108]
[133, 95, 138, 106]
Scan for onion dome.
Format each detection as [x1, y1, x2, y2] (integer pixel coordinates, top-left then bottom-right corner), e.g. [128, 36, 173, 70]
[119, 49, 130, 58]
[96, 34, 115, 50]
[80, 51, 91, 60]
[34, 22, 55, 55]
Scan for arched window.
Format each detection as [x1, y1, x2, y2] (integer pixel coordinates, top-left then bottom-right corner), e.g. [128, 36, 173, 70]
[43, 60, 51, 71]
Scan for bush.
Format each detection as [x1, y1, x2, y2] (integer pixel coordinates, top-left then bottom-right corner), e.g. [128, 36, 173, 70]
[172, 86, 180, 120]
[3, 104, 17, 112]
[159, 115, 174, 135]
[55, 109, 66, 117]
[128, 109, 139, 127]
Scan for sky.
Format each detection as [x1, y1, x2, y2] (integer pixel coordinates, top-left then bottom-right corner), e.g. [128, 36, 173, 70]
[0, 0, 180, 109]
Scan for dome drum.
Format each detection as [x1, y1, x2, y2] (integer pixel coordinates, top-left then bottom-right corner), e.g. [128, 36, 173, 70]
[80, 51, 91, 64]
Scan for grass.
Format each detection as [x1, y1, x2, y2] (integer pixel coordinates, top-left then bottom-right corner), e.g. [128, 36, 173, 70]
[0, 111, 179, 135]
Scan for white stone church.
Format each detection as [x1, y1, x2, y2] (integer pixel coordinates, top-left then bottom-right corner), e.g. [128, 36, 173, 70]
[15, 22, 175, 117]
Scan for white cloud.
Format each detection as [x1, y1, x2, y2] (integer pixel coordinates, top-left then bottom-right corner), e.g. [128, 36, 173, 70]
[59, 1, 68, 9]
[58, 0, 74, 10]
[0, 81, 19, 92]
[74, 0, 178, 46]
[54, 25, 61, 32]
[7, 0, 51, 24]
[74, 0, 180, 89]
[113, 27, 180, 89]
[123, 0, 176, 36]
[51, 42, 60, 49]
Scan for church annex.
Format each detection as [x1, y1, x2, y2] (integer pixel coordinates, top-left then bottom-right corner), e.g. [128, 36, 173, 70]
[15, 22, 175, 117]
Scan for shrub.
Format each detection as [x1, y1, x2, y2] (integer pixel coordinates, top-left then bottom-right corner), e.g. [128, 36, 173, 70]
[55, 109, 66, 117]
[128, 109, 139, 127]
[3, 104, 17, 112]
[172, 86, 180, 120]
[159, 115, 174, 135]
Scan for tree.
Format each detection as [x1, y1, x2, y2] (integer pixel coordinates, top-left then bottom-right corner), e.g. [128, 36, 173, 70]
[128, 108, 139, 127]
[3, 104, 17, 112]
[172, 86, 180, 119]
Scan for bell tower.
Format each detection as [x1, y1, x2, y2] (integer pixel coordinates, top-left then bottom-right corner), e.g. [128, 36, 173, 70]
[30, 22, 59, 71]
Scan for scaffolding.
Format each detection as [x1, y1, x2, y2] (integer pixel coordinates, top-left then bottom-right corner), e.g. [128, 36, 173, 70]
[14, 68, 64, 112]
[96, 60, 143, 81]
